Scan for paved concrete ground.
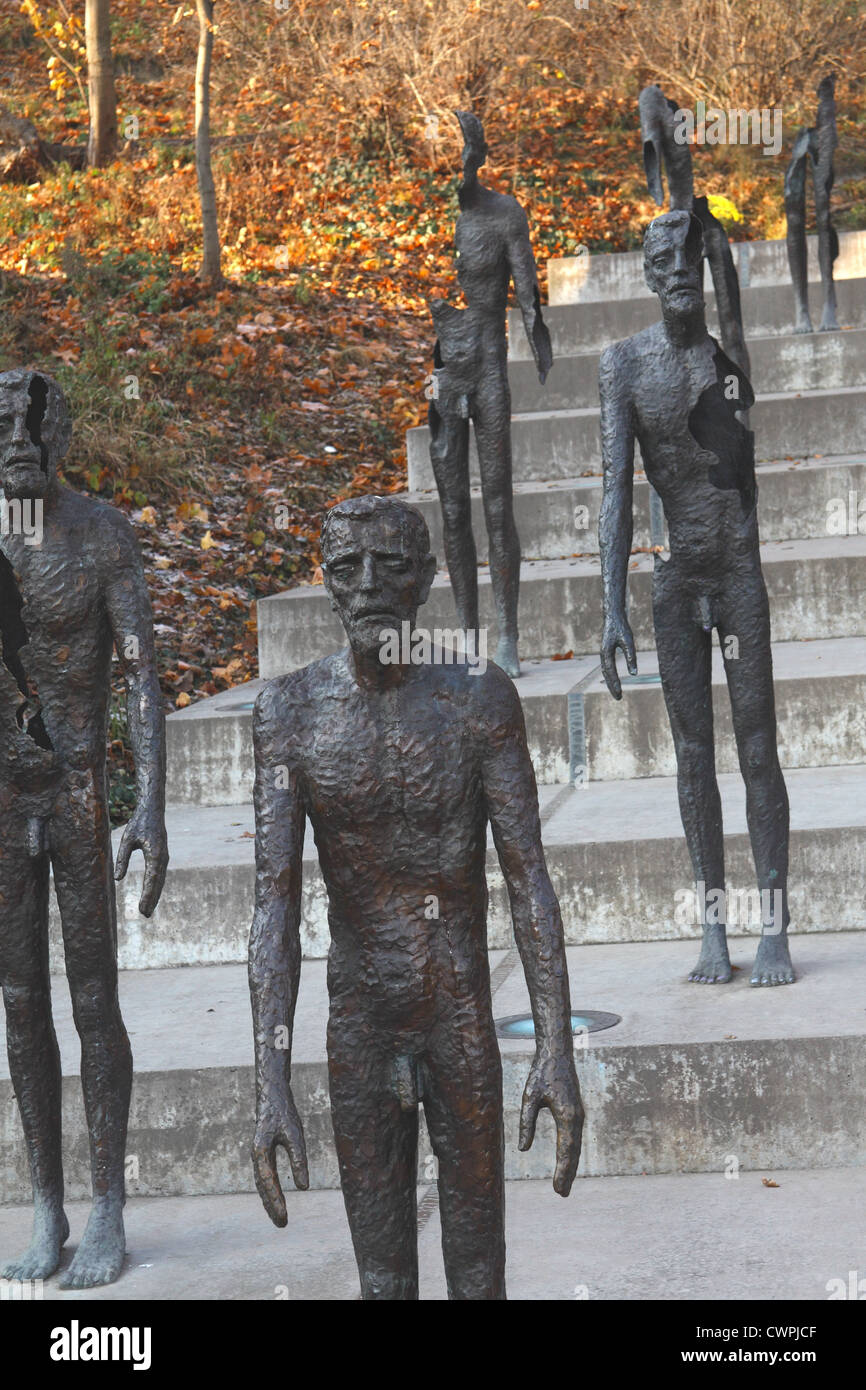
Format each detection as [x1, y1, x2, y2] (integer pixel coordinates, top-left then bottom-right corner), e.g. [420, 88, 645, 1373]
[2, 1169, 863, 1300]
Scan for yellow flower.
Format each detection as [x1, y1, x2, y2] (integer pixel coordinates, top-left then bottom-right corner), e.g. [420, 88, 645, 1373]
[707, 194, 743, 225]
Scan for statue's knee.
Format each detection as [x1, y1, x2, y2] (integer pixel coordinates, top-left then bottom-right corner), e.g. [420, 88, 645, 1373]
[483, 497, 515, 547]
[2, 976, 49, 1020]
[68, 977, 120, 1035]
[740, 731, 774, 778]
[675, 734, 713, 780]
[442, 496, 471, 533]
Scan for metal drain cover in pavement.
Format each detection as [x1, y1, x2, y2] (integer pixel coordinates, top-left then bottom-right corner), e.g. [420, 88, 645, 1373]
[495, 1010, 621, 1040]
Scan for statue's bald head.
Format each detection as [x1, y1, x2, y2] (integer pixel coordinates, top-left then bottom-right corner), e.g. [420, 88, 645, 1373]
[644, 208, 702, 261]
[321, 494, 431, 566]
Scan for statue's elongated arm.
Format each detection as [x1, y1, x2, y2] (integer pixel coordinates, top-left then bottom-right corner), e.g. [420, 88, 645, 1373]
[598, 342, 638, 698]
[249, 683, 309, 1222]
[598, 343, 635, 617]
[507, 203, 553, 384]
[104, 509, 168, 916]
[479, 667, 583, 1196]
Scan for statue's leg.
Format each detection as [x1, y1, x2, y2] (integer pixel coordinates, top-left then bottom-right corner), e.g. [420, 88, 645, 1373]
[428, 399, 477, 632]
[784, 137, 813, 333]
[718, 561, 794, 986]
[653, 559, 730, 982]
[0, 844, 68, 1281]
[49, 782, 132, 1289]
[327, 1002, 420, 1299]
[475, 369, 521, 678]
[422, 992, 505, 1299]
[814, 162, 840, 332]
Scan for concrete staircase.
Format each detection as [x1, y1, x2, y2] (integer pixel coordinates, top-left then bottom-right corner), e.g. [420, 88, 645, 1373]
[3, 233, 865, 1206]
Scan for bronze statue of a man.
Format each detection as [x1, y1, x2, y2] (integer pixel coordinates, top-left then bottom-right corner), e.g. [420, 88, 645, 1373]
[249, 495, 582, 1299]
[427, 111, 553, 679]
[598, 212, 794, 988]
[0, 369, 167, 1288]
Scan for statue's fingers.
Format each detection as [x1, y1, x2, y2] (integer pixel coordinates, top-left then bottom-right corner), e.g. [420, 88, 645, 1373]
[113, 829, 136, 883]
[283, 1118, 310, 1193]
[553, 1108, 582, 1198]
[138, 847, 168, 919]
[600, 645, 622, 700]
[518, 1086, 541, 1152]
[621, 630, 638, 675]
[252, 1143, 288, 1228]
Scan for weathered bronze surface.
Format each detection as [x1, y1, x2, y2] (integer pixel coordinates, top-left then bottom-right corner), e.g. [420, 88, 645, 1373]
[785, 74, 839, 333]
[0, 369, 167, 1288]
[249, 495, 582, 1299]
[639, 83, 751, 381]
[427, 112, 553, 679]
[598, 213, 793, 988]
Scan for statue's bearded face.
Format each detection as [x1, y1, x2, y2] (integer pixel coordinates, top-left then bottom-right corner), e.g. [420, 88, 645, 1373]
[0, 385, 49, 501]
[322, 515, 435, 659]
[0, 375, 63, 501]
[644, 213, 704, 318]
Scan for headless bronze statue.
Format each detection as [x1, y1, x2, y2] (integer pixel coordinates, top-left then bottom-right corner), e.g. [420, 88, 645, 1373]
[427, 111, 553, 679]
[785, 74, 839, 334]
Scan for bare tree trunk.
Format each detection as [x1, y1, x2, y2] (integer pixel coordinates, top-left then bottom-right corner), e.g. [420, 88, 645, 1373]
[195, 0, 222, 287]
[85, 0, 117, 168]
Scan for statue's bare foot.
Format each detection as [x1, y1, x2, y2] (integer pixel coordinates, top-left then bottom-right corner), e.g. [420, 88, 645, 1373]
[818, 311, 840, 332]
[689, 927, 732, 983]
[751, 933, 795, 987]
[1, 1206, 69, 1281]
[495, 635, 520, 679]
[58, 1200, 126, 1289]
[793, 312, 814, 334]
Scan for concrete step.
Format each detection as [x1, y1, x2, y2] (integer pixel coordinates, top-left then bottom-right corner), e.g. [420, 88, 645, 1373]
[73, 763, 866, 969]
[507, 326, 866, 414]
[407, 383, 866, 489]
[2, 1166, 862, 1299]
[165, 654, 595, 806]
[508, 276, 866, 362]
[5, 932, 865, 1200]
[258, 535, 866, 675]
[169, 635, 865, 809]
[405, 454, 866, 561]
[579, 637, 866, 782]
[546, 229, 866, 305]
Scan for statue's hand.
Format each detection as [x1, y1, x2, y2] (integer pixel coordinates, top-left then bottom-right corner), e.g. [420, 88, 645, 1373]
[600, 612, 637, 700]
[518, 1050, 584, 1197]
[114, 805, 169, 917]
[535, 332, 553, 387]
[252, 1092, 309, 1227]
